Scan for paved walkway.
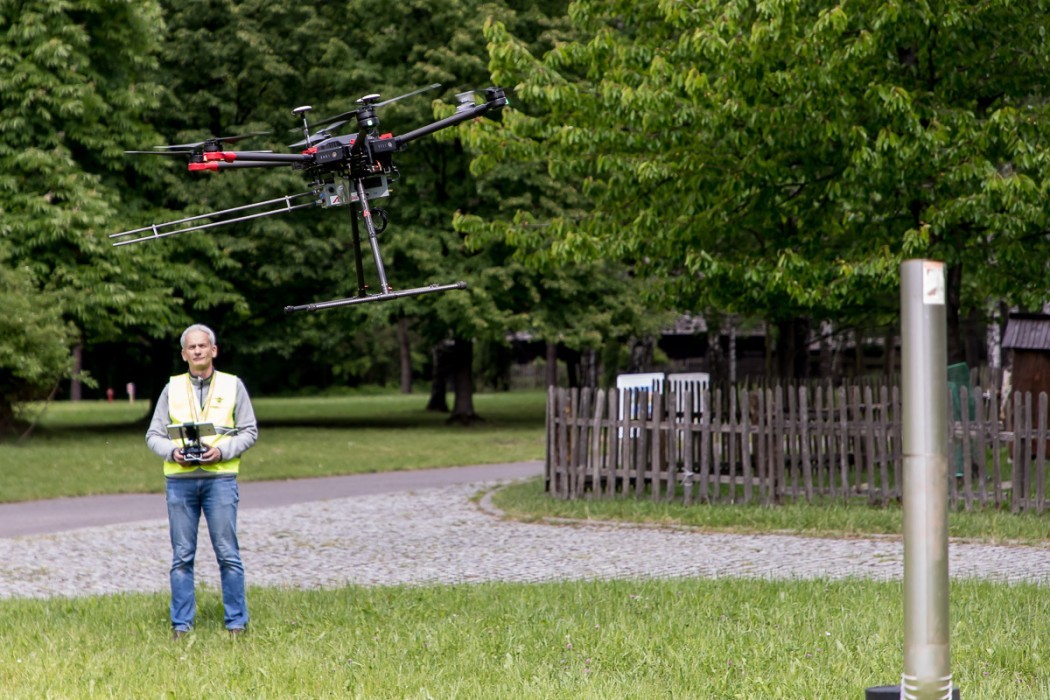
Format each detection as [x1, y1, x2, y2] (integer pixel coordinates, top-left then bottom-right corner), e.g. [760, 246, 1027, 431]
[1, 461, 1047, 599]
[0, 462, 543, 537]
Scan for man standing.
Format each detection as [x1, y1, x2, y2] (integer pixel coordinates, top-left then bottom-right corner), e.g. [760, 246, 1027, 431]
[146, 324, 258, 639]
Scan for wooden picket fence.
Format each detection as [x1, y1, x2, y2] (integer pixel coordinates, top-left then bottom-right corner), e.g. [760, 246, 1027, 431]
[546, 384, 1050, 513]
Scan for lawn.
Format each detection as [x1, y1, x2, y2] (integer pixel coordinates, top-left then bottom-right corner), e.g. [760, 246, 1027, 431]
[2, 392, 1047, 699]
[1, 392, 547, 502]
[0, 578, 1046, 699]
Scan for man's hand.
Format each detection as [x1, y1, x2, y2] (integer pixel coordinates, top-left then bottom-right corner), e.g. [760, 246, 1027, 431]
[198, 447, 222, 464]
[171, 447, 223, 464]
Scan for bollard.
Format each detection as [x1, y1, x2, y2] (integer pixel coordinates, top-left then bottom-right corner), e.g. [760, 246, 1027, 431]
[866, 686, 959, 700]
[866, 260, 959, 700]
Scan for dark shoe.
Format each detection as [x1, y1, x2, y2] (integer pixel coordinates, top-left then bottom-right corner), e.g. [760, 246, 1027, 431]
[228, 627, 246, 638]
[172, 629, 188, 641]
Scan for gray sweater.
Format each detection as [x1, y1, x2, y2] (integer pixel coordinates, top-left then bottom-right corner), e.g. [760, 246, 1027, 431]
[146, 372, 259, 476]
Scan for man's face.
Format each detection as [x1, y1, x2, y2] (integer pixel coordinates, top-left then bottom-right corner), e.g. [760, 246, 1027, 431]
[181, 330, 218, 376]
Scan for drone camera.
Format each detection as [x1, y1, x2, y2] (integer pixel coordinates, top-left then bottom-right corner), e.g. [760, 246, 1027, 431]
[316, 176, 390, 208]
[320, 183, 346, 207]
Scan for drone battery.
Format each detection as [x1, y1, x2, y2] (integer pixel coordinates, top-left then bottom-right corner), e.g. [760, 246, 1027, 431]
[370, 138, 397, 155]
[314, 145, 345, 165]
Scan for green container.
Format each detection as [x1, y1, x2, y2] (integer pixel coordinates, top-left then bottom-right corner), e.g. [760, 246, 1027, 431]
[947, 362, 974, 478]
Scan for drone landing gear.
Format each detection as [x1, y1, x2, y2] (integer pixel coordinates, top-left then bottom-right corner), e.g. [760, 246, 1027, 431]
[284, 177, 466, 313]
[284, 280, 467, 313]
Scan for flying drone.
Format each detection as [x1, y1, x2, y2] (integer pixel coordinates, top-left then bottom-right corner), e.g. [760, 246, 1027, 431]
[111, 84, 508, 313]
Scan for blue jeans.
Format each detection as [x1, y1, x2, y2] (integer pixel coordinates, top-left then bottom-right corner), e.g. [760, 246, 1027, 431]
[165, 476, 248, 631]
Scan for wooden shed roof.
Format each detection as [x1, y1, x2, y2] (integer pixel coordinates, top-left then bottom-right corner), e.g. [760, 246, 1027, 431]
[1003, 313, 1050, 351]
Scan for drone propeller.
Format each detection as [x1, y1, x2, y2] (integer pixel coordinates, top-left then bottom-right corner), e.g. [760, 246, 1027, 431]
[124, 149, 194, 157]
[125, 147, 275, 159]
[288, 120, 349, 149]
[311, 83, 442, 129]
[153, 130, 270, 152]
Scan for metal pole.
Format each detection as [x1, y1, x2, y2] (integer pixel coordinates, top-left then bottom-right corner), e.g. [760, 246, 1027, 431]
[354, 179, 391, 294]
[899, 259, 953, 699]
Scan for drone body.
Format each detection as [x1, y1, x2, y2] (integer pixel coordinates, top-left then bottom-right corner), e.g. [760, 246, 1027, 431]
[112, 84, 508, 313]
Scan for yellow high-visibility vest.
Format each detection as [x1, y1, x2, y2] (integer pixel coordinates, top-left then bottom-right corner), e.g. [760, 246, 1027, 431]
[163, 370, 241, 477]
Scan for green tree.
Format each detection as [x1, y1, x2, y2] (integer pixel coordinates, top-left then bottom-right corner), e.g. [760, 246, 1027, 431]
[473, 0, 1050, 376]
[0, 0, 238, 423]
[0, 246, 75, 434]
[454, 2, 670, 388]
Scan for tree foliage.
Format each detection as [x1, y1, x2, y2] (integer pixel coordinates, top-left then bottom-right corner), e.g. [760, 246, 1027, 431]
[0, 0, 243, 421]
[0, 245, 75, 433]
[470, 0, 1050, 370]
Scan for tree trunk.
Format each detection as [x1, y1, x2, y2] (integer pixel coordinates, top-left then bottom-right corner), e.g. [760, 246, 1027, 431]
[447, 338, 479, 425]
[764, 320, 776, 378]
[727, 315, 737, 384]
[563, 347, 581, 388]
[0, 397, 19, 437]
[818, 320, 834, 379]
[705, 320, 726, 383]
[426, 342, 450, 412]
[964, 307, 982, 369]
[775, 317, 811, 380]
[579, 348, 600, 387]
[883, 327, 897, 377]
[945, 262, 966, 365]
[140, 336, 179, 426]
[545, 341, 558, 388]
[854, 328, 864, 376]
[397, 317, 412, 394]
[627, 337, 654, 373]
[70, 343, 82, 401]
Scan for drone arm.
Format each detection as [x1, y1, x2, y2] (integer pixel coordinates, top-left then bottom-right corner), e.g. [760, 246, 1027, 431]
[190, 161, 299, 172]
[187, 150, 316, 171]
[394, 88, 507, 147]
[202, 151, 313, 164]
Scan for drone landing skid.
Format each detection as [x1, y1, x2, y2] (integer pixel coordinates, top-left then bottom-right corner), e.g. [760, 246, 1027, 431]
[284, 281, 467, 313]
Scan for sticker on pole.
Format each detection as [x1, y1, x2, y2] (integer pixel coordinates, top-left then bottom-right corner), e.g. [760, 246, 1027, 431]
[922, 261, 945, 305]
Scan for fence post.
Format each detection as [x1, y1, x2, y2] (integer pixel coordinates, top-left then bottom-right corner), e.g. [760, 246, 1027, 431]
[683, 390, 695, 505]
[557, 388, 571, 499]
[607, 390, 620, 496]
[590, 388, 606, 499]
[550, 386, 558, 495]
[651, 392, 664, 501]
[1038, 392, 1048, 514]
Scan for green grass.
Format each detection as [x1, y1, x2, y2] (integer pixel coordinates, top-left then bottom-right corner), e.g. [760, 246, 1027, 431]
[0, 392, 546, 503]
[3, 393, 1049, 698]
[492, 478, 1050, 546]
[0, 578, 1046, 699]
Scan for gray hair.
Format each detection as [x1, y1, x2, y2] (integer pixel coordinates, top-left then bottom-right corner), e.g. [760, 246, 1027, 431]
[180, 324, 217, 349]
